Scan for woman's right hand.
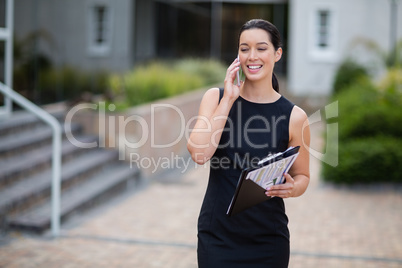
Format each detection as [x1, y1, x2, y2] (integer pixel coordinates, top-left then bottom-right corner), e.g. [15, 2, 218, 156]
[223, 58, 242, 103]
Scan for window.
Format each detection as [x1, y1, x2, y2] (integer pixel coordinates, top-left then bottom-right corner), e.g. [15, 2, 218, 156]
[309, 4, 337, 62]
[88, 3, 113, 56]
[317, 10, 330, 47]
[94, 6, 107, 45]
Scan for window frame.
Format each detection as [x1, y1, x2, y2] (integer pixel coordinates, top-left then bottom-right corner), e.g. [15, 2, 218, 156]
[87, 1, 113, 57]
[309, 3, 338, 62]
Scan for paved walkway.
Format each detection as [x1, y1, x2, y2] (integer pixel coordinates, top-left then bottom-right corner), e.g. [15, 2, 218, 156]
[1, 123, 402, 268]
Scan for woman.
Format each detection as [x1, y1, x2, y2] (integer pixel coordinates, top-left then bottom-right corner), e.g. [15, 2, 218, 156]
[187, 19, 310, 267]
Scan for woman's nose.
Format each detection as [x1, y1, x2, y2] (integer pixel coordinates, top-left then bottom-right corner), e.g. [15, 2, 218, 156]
[249, 49, 258, 60]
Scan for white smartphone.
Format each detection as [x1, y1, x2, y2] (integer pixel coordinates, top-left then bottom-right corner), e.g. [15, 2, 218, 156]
[236, 55, 241, 86]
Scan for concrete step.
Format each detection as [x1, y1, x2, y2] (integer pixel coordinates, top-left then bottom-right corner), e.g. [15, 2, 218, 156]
[0, 149, 119, 217]
[0, 107, 144, 234]
[0, 122, 81, 159]
[7, 162, 140, 233]
[0, 110, 65, 138]
[0, 135, 99, 188]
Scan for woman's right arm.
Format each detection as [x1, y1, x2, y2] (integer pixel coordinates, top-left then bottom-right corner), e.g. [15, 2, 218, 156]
[187, 59, 241, 165]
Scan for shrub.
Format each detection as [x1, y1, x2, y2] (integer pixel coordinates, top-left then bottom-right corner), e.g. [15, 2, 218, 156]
[13, 63, 109, 105]
[174, 58, 227, 86]
[334, 81, 402, 140]
[322, 136, 402, 184]
[107, 59, 226, 109]
[38, 67, 109, 104]
[125, 63, 203, 106]
[332, 59, 370, 94]
[378, 67, 402, 95]
[322, 67, 402, 184]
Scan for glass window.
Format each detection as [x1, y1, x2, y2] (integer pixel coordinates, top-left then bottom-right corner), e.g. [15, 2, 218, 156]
[94, 6, 107, 45]
[88, 4, 112, 56]
[318, 10, 330, 48]
[309, 4, 337, 62]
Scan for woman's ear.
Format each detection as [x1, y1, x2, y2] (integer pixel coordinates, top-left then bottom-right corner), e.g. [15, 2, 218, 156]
[275, 48, 283, 62]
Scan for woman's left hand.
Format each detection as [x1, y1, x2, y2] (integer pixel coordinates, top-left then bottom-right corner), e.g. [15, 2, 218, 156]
[265, 173, 295, 198]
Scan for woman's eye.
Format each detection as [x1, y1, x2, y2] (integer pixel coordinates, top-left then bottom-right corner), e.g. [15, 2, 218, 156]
[240, 48, 249, 52]
[258, 48, 267, 51]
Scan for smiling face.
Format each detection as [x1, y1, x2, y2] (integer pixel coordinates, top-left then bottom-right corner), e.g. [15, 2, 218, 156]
[238, 28, 282, 84]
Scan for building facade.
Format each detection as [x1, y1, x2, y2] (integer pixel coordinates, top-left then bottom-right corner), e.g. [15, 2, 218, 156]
[288, 0, 402, 96]
[11, 0, 402, 96]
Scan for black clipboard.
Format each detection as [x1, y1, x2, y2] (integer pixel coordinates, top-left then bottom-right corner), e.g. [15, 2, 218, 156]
[226, 146, 300, 217]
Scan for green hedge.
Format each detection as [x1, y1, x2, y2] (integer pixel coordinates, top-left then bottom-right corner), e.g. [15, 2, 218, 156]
[174, 58, 228, 86]
[11, 55, 226, 107]
[39, 67, 109, 103]
[322, 65, 402, 184]
[13, 64, 109, 105]
[322, 136, 402, 184]
[109, 63, 203, 107]
[332, 59, 369, 94]
[334, 82, 402, 140]
[107, 58, 226, 109]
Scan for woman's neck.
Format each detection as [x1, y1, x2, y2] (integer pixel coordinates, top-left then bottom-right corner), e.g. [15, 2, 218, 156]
[240, 77, 281, 103]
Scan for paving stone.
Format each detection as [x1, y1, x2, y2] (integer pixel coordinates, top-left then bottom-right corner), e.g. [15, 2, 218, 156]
[0, 122, 401, 267]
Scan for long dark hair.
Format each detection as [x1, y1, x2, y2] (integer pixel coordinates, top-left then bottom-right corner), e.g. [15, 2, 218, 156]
[238, 19, 282, 92]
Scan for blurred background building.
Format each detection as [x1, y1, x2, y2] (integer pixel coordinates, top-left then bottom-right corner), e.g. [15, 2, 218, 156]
[8, 0, 402, 97]
[0, 0, 401, 237]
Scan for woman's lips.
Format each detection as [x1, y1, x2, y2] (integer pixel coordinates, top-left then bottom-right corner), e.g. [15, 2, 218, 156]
[247, 65, 263, 73]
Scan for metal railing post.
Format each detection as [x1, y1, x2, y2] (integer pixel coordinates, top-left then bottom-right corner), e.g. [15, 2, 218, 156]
[0, 0, 14, 116]
[0, 82, 62, 237]
[51, 123, 62, 237]
[5, 0, 14, 114]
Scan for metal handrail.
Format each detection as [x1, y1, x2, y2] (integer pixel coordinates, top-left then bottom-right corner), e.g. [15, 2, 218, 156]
[0, 0, 14, 116]
[0, 82, 62, 237]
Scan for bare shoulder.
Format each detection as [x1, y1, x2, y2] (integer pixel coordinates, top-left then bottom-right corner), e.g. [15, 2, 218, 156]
[200, 87, 220, 108]
[289, 105, 310, 143]
[290, 105, 308, 126]
[202, 87, 220, 101]
[198, 87, 220, 116]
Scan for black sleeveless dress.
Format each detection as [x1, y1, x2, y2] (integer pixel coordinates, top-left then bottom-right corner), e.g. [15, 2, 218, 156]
[197, 88, 295, 268]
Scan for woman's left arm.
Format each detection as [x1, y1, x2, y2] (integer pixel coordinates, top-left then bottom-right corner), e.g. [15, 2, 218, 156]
[265, 106, 310, 198]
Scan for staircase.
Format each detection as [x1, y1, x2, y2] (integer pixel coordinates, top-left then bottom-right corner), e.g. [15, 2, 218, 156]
[0, 109, 141, 233]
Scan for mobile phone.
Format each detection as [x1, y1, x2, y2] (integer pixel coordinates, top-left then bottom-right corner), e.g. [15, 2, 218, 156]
[236, 55, 241, 86]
